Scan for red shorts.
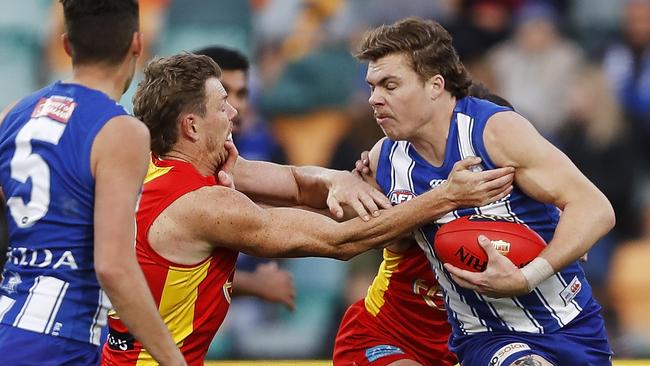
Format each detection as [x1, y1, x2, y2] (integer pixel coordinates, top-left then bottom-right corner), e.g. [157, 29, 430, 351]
[333, 300, 456, 366]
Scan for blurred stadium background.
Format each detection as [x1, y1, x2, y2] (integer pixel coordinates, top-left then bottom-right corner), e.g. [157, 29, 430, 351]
[2, 0, 650, 363]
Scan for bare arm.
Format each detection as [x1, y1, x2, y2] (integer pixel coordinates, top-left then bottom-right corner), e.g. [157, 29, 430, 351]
[232, 263, 296, 310]
[445, 111, 615, 297]
[231, 157, 391, 219]
[180, 145, 514, 261]
[92, 116, 185, 366]
[488, 112, 614, 268]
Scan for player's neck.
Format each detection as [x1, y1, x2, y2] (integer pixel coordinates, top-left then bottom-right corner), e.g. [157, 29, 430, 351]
[410, 95, 456, 167]
[67, 62, 132, 102]
[161, 146, 215, 177]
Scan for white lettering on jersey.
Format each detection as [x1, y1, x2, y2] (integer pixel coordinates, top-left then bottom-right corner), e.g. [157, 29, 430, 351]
[8, 247, 78, 270]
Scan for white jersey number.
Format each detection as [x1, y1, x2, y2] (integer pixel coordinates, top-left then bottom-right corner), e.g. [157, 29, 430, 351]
[7, 116, 66, 228]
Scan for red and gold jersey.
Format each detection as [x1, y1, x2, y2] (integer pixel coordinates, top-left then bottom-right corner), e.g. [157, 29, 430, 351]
[334, 245, 455, 365]
[364, 245, 448, 328]
[101, 155, 238, 366]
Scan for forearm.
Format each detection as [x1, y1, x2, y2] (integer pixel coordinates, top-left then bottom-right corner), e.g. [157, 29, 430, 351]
[540, 195, 615, 271]
[234, 158, 311, 206]
[232, 271, 263, 297]
[99, 259, 183, 364]
[263, 185, 456, 259]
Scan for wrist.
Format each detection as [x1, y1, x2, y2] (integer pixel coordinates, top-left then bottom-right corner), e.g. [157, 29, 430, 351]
[436, 182, 458, 211]
[521, 257, 554, 292]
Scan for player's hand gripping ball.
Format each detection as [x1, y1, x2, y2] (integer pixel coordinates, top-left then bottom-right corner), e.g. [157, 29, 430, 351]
[434, 214, 546, 272]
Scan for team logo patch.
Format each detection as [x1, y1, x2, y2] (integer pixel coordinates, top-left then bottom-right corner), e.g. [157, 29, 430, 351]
[365, 345, 404, 362]
[489, 342, 531, 366]
[0, 271, 21, 294]
[389, 190, 415, 205]
[223, 280, 233, 304]
[560, 276, 582, 305]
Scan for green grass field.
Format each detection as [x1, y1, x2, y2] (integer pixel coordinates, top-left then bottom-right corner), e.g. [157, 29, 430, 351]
[206, 360, 650, 365]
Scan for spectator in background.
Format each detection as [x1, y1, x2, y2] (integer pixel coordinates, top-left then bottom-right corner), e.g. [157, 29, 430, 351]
[447, 0, 519, 81]
[603, 0, 650, 174]
[256, 0, 358, 167]
[486, 1, 583, 140]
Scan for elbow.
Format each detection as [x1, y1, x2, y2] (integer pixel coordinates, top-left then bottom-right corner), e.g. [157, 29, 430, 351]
[95, 260, 132, 292]
[331, 245, 362, 261]
[602, 199, 616, 232]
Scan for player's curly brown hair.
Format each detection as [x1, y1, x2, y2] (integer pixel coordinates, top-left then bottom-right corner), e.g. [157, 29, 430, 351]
[356, 17, 472, 99]
[134, 53, 222, 156]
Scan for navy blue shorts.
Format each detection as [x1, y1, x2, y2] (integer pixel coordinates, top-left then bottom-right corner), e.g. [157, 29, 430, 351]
[450, 310, 613, 366]
[0, 323, 100, 365]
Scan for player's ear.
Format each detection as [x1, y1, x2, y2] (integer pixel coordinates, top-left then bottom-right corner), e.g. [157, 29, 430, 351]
[180, 114, 199, 142]
[62, 33, 72, 58]
[428, 74, 445, 101]
[131, 32, 143, 58]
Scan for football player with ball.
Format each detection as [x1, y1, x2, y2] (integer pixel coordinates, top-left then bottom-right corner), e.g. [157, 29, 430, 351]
[350, 17, 615, 366]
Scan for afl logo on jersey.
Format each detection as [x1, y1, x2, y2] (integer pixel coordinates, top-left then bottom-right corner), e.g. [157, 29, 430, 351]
[389, 190, 415, 205]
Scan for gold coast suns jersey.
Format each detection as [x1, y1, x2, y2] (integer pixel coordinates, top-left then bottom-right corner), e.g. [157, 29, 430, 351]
[364, 245, 451, 343]
[102, 155, 238, 366]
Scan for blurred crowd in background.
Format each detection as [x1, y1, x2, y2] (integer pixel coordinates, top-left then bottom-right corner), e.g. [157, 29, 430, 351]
[2, 0, 650, 360]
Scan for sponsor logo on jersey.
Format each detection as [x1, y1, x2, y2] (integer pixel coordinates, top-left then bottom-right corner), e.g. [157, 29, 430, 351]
[389, 190, 415, 205]
[365, 345, 405, 362]
[560, 276, 582, 306]
[489, 342, 531, 366]
[31, 96, 76, 124]
[7, 246, 79, 270]
[107, 327, 135, 351]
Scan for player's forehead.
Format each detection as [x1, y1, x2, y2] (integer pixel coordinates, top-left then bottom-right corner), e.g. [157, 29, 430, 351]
[366, 53, 413, 84]
[205, 77, 227, 102]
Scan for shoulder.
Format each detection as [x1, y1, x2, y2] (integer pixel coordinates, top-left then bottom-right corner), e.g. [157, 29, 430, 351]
[174, 185, 263, 232]
[484, 110, 536, 140]
[91, 115, 150, 174]
[97, 115, 150, 145]
[368, 137, 388, 166]
[483, 111, 542, 167]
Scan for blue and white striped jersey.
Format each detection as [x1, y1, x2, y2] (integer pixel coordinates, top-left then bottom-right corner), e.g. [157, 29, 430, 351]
[376, 96, 597, 337]
[0, 81, 127, 345]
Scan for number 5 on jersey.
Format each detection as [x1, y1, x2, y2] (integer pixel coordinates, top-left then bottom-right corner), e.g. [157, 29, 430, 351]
[7, 98, 72, 228]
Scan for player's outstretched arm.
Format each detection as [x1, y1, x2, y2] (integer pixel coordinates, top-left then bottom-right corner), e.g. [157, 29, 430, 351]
[92, 116, 186, 366]
[445, 111, 615, 297]
[181, 154, 514, 260]
[230, 157, 391, 220]
[232, 262, 296, 310]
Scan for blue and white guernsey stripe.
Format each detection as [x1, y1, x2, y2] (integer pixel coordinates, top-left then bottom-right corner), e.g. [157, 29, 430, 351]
[375, 96, 594, 336]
